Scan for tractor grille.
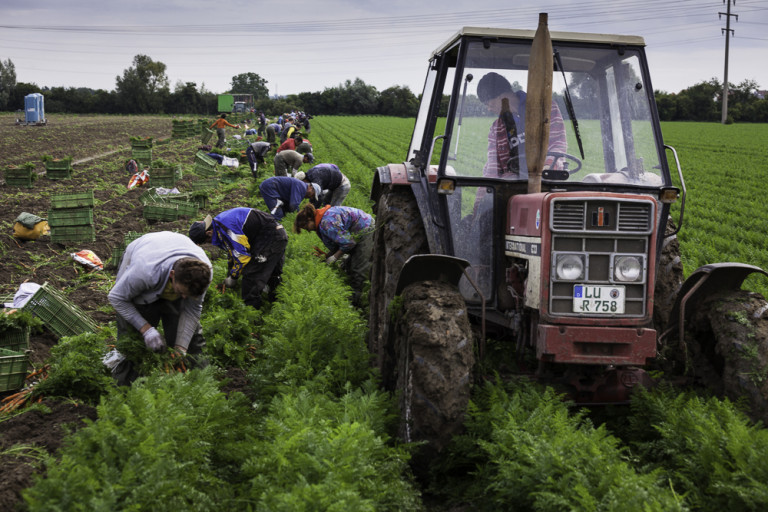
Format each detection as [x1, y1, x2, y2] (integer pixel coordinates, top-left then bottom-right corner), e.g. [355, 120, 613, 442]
[548, 197, 655, 318]
[551, 199, 652, 234]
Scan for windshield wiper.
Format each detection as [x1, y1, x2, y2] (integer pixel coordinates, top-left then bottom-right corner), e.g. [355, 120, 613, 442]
[553, 49, 584, 160]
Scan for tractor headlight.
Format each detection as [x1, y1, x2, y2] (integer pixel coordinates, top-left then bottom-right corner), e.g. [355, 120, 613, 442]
[614, 256, 643, 282]
[555, 254, 585, 281]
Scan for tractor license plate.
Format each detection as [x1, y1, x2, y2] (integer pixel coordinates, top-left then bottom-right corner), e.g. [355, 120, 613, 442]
[572, 285, 625, 314]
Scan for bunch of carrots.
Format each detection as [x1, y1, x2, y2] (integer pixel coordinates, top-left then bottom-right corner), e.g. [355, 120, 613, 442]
[0, 364, 49, 414]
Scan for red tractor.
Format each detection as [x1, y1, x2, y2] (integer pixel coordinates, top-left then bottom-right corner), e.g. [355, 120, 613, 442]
[368, 15, 768, 454]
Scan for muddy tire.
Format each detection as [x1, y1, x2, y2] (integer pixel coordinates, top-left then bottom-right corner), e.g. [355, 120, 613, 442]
[393, 280, 474, 455]
[368, 185, 428, 388]
[687, 290, 768, 424]
[653, 217, 684, 332]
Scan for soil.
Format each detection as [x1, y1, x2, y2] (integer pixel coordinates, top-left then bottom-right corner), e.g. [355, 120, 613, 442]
[0, 113, 251, 510]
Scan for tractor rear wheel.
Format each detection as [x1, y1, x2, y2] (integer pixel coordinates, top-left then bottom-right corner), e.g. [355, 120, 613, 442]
[368, 185, 428, 389]
[687, 289, 768, 424]
[393, 280, 474, 455]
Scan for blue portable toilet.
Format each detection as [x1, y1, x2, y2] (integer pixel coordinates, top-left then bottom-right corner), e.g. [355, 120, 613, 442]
[24, 93, 45, 124]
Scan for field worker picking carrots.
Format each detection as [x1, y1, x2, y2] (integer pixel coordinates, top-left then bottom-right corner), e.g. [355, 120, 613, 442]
[209, 113, 241, 148]
[295, 163, 351, 207]
[108, 232, 212, 386]
[188, 208, 288, 309]
[273, 149, 313, 177]
[259, 176, 321, 220]
[294, 203, 375, 305]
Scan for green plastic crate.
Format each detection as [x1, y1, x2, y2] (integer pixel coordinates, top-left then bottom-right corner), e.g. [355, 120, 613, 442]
[201, 128, 214, 144]
[50, 225, 96, 243]
[165, 193, 192, 204]
[149, 166, 179, 188]
[192, 179, 220, 191]
[0, 347, 28, 392]
[46, 168, 72, 180]
[43, 158, 72, 171]
[138, 187, 163, 205]
[5, 166, 34, 188]
[194, 151, 218, 176]
[174, 201, 199, 218]
[47, 207, 94, 227]
[0, 325, 30, 352]
[109, 231, 144, 269]
[51, 190, 94, 209]
[130, 137, 153, 149]
[143, 203, 179, 222]
[22, 282, 97, 338]
[5, 177, 33, 188]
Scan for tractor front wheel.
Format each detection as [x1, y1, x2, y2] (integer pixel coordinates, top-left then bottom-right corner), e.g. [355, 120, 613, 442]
[393, 280, 474, 457]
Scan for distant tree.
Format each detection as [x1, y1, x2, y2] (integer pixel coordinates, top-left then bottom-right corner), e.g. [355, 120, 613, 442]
[7, 81, 37, 111]
[378, 86, 418, 117]
[166, 81, 204, 114]
[0, 58, 17, 111]
[677, 78, 720, 122]
[229, 72, 269, 100]
[115, 54, 169, 114]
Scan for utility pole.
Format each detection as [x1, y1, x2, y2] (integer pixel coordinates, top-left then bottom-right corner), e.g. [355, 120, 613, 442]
[719, 0, 738, 124]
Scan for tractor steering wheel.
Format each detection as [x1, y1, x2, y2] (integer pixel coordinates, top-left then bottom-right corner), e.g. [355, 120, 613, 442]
[504, 151, 583, 176]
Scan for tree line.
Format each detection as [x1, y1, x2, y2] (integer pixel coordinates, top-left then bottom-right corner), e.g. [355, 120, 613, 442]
[0, 54, 766, 122]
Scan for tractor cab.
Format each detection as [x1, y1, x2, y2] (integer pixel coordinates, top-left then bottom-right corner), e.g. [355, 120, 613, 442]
[402, 27, 681, 330]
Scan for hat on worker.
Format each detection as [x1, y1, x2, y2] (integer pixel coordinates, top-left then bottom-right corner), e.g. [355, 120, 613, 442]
[188, 214, 213, 244]
[304, 153, 314, 164]
[294, 171, 306, 181]
[476, 72, 513, 103]
[310, 183, 322, 199]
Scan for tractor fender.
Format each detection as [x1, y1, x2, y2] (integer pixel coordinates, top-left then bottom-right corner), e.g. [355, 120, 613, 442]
[395, 254, 470, 295]
[664, 262, 768, 340]
[371, 163, 416, 204]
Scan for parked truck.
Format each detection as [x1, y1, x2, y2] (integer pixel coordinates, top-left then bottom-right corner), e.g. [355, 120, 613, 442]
[217, 93, 254, 114]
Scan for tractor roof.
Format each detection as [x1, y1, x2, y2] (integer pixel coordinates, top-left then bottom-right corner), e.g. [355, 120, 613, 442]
[430, 26, 646, 60]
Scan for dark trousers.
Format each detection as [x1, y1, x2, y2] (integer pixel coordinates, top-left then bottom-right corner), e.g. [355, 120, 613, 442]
[240, 236, 288, 308]
[113, 299, 206, 385]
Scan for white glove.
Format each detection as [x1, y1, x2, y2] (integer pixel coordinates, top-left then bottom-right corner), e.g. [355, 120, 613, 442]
[224, 276, 237, 288]
[326, 255, 338, 265]
[142, 327, 165, 352]
[270, 199, 284, 215]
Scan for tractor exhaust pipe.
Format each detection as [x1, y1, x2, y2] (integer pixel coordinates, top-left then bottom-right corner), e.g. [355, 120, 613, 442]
[526, 13, 553, 194]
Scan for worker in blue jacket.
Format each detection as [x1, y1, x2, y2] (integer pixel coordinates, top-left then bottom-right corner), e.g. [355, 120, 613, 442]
[258, 176, 320, 220]
[189, 208, 287, 309]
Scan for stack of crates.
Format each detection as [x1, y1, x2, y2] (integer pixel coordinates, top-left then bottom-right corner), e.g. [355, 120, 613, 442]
[190, 179, 219, 209]
[194, 151, 219, 177]
[22, 282, 98, 338]
[172, 119, 186, 139]
[4, 163, 35, 188]
[49, 190, 95, 243]
[131, 138, 153, 168]
[43, 156, 73, 180]
[108, 231, 143, 269]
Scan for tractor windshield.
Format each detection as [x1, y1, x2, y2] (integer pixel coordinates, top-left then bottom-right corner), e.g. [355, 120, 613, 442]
[442, 38, 667, 187]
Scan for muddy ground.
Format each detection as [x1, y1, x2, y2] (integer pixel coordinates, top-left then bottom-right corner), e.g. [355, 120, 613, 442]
[0, 113, 252, 508]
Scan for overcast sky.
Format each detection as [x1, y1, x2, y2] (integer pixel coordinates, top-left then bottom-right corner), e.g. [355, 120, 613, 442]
[2, 0, 767, 99]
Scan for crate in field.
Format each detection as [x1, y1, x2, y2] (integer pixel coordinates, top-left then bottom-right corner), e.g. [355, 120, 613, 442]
[51, 190, 94, 209]
[131, 148, 153, 167]
[0, 348, 28, 393]
[109, 231, 144, 269]
[201, 128, 214, 144]
[4, 165, 35, 188]
[47, 207, 94, 227]
[138, 187, 163, 205]
[164, 193, 192, 204]
[148, 165, 180, 188]
[50, 225, 96, 244]
[143, 203, 179, 222]
[0, 325, 30, 352]
[194, 151, 218, 176]
[130, 136, 153, 149]
[190, 192, 210, 209]
[43, 157, 73, 179]
[174, 201, 199, 218]
[192, 178, 220, 191]
[22, 282, 98, 338]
